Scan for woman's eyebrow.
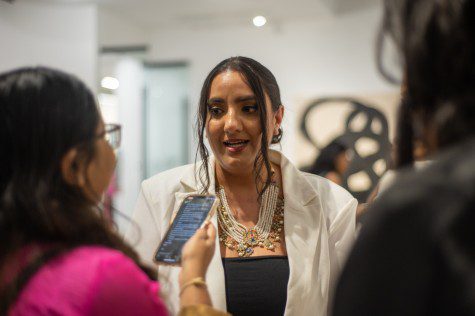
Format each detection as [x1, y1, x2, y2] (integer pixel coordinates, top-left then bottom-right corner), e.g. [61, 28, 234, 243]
[236, 95, 256, 102]
[207, 97, 224, 105]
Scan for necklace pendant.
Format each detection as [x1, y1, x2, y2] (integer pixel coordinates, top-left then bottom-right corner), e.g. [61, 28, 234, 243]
[236, 243, 254, 257]
[217, 185, 285, 257]
[237, 243, 247, 257]
[244, 228, 259, 247]
[264, 239, 275, 250]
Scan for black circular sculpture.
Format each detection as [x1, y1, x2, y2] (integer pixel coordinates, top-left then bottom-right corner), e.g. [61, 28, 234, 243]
[300, 97, 392, 202]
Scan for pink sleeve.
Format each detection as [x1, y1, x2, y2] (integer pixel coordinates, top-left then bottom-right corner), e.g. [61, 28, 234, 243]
[87, 253, 168, 316]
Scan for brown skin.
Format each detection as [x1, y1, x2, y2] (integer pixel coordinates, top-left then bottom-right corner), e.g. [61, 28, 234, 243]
[325, 171, 343, 186]
[61, 120, 217, 308]
[335, 151, 349, 175]
[324, 151, 349, 186]
[206, 70, 286, 258]
[61, 122, 116, 203]
[179, 223, 216, 307]
[413, 109, 439, 156]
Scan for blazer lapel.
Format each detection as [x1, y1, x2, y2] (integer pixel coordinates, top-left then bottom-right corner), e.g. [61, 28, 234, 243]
[272, 151, 332, 315]
[163, 152, 331, 314]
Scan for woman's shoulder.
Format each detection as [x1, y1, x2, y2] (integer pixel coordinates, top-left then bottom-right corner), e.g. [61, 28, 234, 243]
[301, 171, 354, 204]
[66, 245, 133, 264]
[11, 246, 157, 316]
[33, 246, 138, 281]
[297, 170, 356, 228]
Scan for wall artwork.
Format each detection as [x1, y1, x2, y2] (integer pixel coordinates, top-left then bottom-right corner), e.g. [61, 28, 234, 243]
[297, 95, 398, 202]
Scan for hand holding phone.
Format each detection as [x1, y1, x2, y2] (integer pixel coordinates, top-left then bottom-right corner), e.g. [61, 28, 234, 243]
[154, 195, 217, 265]
[179, 223, 216, 283]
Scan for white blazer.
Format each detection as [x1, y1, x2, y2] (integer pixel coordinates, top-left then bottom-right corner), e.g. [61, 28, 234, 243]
[125, 150, 357, 316]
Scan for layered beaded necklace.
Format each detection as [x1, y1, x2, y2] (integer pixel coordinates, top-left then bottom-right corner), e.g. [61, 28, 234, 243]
[217, 183, 285, 257]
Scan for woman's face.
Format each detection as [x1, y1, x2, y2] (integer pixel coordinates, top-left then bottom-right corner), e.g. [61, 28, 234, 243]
[335, 150, 350, 175]
[206, 70, 283, 175]
[83, 121, 116, 202]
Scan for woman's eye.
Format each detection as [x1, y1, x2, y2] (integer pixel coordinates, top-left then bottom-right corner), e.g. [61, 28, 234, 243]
[208, 106, 223, 116]
[243, 105, 258, 113]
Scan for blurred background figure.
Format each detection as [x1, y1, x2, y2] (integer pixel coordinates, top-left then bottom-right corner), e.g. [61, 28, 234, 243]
[332, 0, 475, 314]
[300, 97, 392, 202]
[303, 139, 351, 185]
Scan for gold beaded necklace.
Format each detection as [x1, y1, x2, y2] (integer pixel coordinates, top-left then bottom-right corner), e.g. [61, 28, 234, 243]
[217, 184, 285, 257]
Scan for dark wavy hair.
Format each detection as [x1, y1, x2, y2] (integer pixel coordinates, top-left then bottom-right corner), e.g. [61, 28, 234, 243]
[0, 67, 155, 312]
[377, 0, 475, 167]
[376, 1, 475, 312]
[196, 57, 283, 197]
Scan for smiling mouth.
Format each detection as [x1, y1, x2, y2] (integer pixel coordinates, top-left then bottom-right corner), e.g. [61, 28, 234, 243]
[223, 140, 249, 148]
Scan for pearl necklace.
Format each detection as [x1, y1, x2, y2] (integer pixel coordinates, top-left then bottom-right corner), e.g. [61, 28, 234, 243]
[217, 183, 285, 257]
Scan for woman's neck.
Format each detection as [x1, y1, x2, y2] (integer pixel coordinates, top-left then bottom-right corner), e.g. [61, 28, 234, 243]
[215, 163, 276, 194]
[215, 166, 255, 191]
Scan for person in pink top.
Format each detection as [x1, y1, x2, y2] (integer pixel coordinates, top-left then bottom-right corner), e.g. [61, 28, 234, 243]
[0, 67, 226, 316]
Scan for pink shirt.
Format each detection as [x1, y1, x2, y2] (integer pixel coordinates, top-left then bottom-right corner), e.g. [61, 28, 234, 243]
[9, 246, 168, 316]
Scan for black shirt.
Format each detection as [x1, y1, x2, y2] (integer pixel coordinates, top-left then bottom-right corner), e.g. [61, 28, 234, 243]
[222, 256, 289, 316]
[332, 138, 475, 316]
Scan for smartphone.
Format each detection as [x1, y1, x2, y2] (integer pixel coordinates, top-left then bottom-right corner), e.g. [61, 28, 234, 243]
[154, 194, 217, 266]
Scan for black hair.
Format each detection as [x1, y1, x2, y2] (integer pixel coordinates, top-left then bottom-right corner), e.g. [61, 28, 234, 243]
[377, 0, 475, 166]
[376, 1, 475, 312]
[0, 67, 155, 311]
[306, 140, 347, 176]
[196, 56, 283, 197]
[393, 95, 414, 168]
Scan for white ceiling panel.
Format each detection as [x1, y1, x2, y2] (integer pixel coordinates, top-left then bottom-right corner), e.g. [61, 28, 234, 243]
[19, 0, 379, 29]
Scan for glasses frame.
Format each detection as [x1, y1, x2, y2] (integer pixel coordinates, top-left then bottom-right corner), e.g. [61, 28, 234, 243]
[99, 123, 122, 150]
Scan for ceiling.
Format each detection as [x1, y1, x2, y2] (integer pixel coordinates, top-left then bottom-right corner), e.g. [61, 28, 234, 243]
[99, 0, 331, 29]
[21, 0, 379, 29]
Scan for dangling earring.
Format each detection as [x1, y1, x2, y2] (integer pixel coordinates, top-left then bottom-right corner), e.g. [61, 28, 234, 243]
[271, 127, 283, 144]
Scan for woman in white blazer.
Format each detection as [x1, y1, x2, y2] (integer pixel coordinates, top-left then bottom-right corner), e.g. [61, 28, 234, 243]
[126, 57, 357, 316]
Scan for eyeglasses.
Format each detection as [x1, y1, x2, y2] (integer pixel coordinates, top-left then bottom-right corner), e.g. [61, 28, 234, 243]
[100, 124, 121, 150]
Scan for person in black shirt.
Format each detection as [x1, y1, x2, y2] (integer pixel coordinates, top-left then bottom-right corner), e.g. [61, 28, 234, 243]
[333, 139, 475, 316]
[332, 0, 475, 315]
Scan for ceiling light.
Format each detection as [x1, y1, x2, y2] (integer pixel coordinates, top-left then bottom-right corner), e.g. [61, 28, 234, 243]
[253, 16, 267, 27]
[101, 77, 119, 90]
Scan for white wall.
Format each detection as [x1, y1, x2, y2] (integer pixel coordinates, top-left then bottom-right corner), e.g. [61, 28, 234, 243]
[147, 5, 398, 162]
[0, 1, 97, 90]
[98, 8, 150, 48]
[114, 58, 145, 233]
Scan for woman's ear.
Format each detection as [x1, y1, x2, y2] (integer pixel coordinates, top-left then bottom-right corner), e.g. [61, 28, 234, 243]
[61, 148, 86, 187]
[274, 105, 284, 134]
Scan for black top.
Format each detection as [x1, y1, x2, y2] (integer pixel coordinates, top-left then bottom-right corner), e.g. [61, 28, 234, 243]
[332, 138, 475, 316]
[222, 256, 289, 316]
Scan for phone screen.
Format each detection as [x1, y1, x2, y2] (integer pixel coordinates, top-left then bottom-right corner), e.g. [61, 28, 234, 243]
[154, 195, 216, 265]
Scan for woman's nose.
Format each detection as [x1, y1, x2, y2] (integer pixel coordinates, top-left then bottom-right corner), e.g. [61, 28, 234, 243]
[224, 110, 243, 134]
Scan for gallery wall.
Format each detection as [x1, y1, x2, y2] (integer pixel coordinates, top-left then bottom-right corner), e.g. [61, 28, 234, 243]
[0, 1, 98, 91]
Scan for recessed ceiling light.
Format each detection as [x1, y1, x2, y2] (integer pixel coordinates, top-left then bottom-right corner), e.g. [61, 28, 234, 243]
[101, 77, 119, 90]
[253, 15, 267, 27]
